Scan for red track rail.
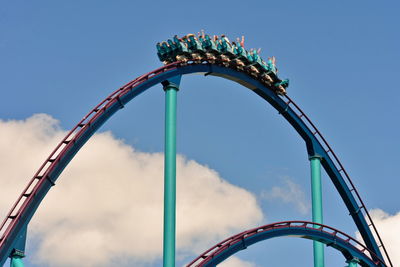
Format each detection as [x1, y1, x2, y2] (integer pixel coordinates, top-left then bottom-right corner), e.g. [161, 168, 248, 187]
[187, 221, 386, 267]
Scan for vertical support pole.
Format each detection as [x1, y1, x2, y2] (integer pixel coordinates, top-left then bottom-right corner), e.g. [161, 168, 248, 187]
[162, 76, 181, 267]
[346, 258, 359, 267]
[10, 257, 24, 267]
[10, 250, 24, 267]
[10, 226, 26, 267]
[310, 156, 325, 267]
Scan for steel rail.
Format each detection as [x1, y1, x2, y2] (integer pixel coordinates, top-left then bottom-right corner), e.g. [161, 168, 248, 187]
[0, 61, 391, 266]
[186, 221, 386, 267]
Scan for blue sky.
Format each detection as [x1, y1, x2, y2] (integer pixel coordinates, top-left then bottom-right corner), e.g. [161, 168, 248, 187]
[1, 1, 399, 266]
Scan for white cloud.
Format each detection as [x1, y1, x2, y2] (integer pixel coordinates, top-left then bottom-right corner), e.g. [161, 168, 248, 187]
[261, 177, 310, 215]
[360, 209, 400, 266]
[0, 114, 263, 267]
[217, 256, 257, 267]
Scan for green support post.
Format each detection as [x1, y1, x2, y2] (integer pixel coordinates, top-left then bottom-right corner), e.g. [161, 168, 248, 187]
[346, 258, 359, 267]
[310, 156, 325, 267]
[162, 77, 181, 267]
[10, 250, 24, 267]
[10, 257, 24, 267]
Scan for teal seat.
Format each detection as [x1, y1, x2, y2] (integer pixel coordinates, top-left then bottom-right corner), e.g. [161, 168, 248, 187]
[247, 51, 255, 63]
[156, 43, 165, 61]
[267, 58, 277, 75]
[252, 51, 263, 66]
[156, 42, 170, 62]
[234, 46, 249, 64]
[173, 36, 189, 54]
[275, 79, 289, 88]
[219, 38, 235, 58]
[161, 42, 174, 62]
[167, 39, 178, 54]
[202, 35, 218, 53]
[188, 35, 203, 52]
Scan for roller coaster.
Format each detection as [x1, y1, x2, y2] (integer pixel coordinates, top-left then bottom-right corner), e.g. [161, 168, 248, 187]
[0, 33, 393, 267]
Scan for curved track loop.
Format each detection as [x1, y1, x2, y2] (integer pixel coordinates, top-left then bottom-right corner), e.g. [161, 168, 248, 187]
[0, 61, 392, 266]
[186, 221, 386, 267]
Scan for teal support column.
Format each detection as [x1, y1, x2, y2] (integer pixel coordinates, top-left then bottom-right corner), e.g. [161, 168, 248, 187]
[162, 76, 181, 267]
[346, 258, 359, 267]
[10, 226, 26, 267]
[10, 257, 24, 267]
[310, 156, 325, 267]
[10, 250, 24, 267]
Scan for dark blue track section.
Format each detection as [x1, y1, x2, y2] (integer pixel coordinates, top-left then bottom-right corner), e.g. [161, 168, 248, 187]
[0, 63, 384, 265]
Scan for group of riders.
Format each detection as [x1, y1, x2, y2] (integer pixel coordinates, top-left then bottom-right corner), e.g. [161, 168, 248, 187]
[156, 31, 289, 94]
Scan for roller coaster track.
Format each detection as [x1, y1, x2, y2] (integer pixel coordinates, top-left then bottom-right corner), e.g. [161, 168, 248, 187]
[186, 221, 387, 267]
[0, 61, 392, 266]
[282, 94, 392, 265]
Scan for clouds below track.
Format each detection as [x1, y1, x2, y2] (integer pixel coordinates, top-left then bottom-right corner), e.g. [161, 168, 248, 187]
[218, 256, 257, 267]
[365, 209, 400, 266]
[261, 177, 310, 215]
[0, 114, 263, 267]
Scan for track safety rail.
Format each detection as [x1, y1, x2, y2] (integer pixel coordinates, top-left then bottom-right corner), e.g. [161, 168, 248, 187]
[283, 95, 392, 267]
[186, 221, 387, 267]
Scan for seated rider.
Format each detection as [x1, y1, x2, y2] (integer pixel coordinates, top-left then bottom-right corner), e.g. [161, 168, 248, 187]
[277, 79, 289, 88]
[236, 36, 245, 48]
[252, 48, 262, 64]
[221, 34, 231, 46]
[187, 34, 202, 51]
[173, 35, 188, 53]
[247, 49, 255, 63]
[198, 29, 205, 42]
[267, 56, 277, 74]
[156, 42, 166, 61]
[167, 39, 177, 53]
[217, 35, 233, 55]
[233, 40, 247, 58]
[202, 34, 216, 50]
[156, 41, 172, 63]
[161, 42, 172, 56]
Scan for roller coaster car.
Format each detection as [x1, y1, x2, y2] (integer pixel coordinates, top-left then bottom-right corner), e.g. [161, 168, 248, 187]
[187, 35, 205, 63]
[201, 35, 219, 63]
[156, 42, 168, 62]
[156, 35, 288, 94]
[244, 52, 263, 77]
[232, 58, 246, 70]
[172, 37, 190, 65]
[258, 60, 279, 82]
[247, 65, 260, 77]
[164, 42, 177, 64]
[274, 79, 289, 95]
[260, 72, 274, 84]
[221, 43, 236, 58]
[232, 46, 250, 70]
[218, 40, 236, 66]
